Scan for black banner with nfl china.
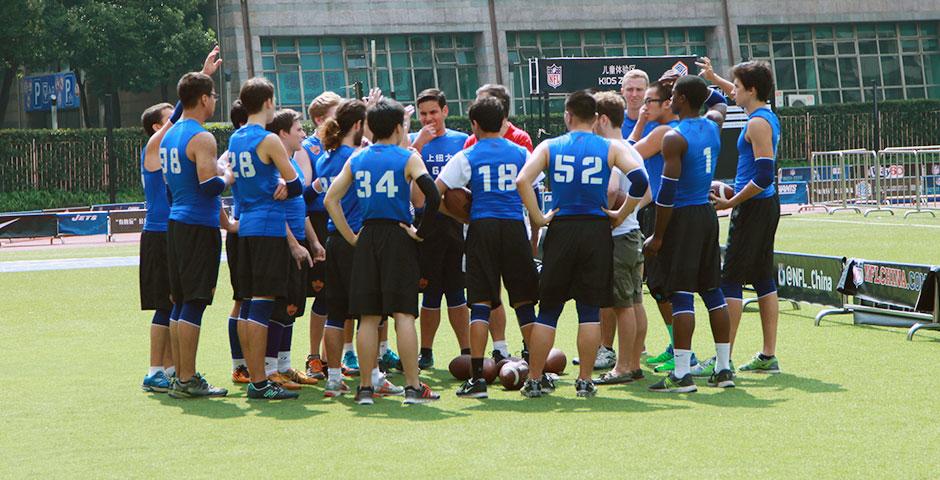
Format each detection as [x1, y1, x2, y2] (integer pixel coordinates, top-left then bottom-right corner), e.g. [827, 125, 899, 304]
[529, 56, 698, 95]
[837, 258, 933, 310]
[774, 251, 845, 307]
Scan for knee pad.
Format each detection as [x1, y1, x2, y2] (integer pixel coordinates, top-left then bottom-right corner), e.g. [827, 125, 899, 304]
[325, 316, 348, 330]
[246, 298, 275, 328]
[701, 288, 727, 311]
[238, 300, 251, 320]
[720, 280, 743, 301]
[179, 301, 208, 328]
[421, 287, 443, 310]
[470, 304, 492, 325]
[446, 289, 467, 307]
[311, 296, 328, 316]
[514, 303, 537, 328]
[753, 278, 777, 298]
[169, 303, 182, 322]
[534, 303, 563, 329]
[152, 309, 170, 327]
[575, 301, 600, 325]
[670, 292, 695, 316]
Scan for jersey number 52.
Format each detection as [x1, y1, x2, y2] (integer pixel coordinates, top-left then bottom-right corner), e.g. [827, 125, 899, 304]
[553, 155, 603, 185]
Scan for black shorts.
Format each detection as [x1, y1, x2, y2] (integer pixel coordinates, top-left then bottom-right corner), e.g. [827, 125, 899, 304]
[417, 213, 465, 293]
[637, 203, 656, 238]
[236, 236, 289, 299]
[225, 231, 241, 301]
[273, 254, 308, 324]
[167, 220, 221, 305]
[307, 211, 329, 297]
[139, 230, 172, 311]
[722, 194, 780, 285]
[539, 215, 614, 307]
[325, 231, 356, 323]
[350, 220, 421, 317]
[646, 204, 722, 301]
[465, 218, 539, 308]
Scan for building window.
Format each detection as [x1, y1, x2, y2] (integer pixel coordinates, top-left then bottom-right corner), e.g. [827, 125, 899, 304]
[506, 28, 709, 113]
[260, 33, 480, 116]
[739, 22, 940, 103]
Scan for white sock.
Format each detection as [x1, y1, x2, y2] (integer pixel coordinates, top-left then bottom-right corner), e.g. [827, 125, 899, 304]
[277, 351, 291, 373]
[371, 367, 384, 385]
[148, 366, 163, 376]
[328, 368, 342, 382]
[165, 366, 176, 377]
[342, 343, 354, 355]
[264, 357, 278, 377]
[379, 341, 389, 356]
[674, 349, 692, 378]
[715, 343, 731, 372]
[232, 359, 246, 370]
[493, 340, 509, 357]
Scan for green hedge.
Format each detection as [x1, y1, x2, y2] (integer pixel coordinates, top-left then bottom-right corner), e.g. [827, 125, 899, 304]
[0, 189, 144, 213]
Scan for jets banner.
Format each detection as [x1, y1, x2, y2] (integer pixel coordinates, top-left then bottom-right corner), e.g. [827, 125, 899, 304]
[529, 56, 698, 95]
[837, 258, 933, 309]
[774, 251, 844, 307]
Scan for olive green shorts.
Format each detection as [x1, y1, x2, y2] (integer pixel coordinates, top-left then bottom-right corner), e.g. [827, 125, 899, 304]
[612, 229, 644, 308]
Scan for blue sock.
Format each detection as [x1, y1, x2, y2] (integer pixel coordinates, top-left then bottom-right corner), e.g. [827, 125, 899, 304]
[280, 323, 293, 352]
[266, 321, 285, 359]
[228, 317, 243, 360]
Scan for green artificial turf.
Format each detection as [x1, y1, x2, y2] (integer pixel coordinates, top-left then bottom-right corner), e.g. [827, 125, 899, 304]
[2, 212, 939, 478]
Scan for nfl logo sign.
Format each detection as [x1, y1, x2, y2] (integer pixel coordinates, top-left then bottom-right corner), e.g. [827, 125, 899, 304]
[672, 61, 689, 76]
[546, 64, 562, 89]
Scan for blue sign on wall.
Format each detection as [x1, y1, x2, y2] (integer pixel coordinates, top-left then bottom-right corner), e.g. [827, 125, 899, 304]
[778, 181, 809, 205]
[56, 212, 108, 236]
[24, 72, 80, 112]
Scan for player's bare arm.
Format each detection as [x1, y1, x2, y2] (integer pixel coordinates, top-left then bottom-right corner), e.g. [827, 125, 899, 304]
[644, 129, 685, 256]
[604, 141, 647, 227]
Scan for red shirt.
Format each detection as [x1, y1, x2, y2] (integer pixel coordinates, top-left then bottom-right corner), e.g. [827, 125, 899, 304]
[463, 122, 534, 152]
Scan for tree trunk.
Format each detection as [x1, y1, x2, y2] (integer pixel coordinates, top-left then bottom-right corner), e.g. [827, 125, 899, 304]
[111, 88, 121, 128]
[0, 66, 16, 128]
[77, 74, 91, 128]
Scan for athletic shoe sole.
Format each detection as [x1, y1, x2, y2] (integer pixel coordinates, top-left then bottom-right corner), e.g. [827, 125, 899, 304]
[741, 368, 781, 374]
[709, 380, 736, 388]
[324, 390, 347, 398]
[356, 398, 374, 405]
[141, 385, 168, 393]
[456, 392, 489, 399]
[576, 390, 597, 397]
[649, 385, 698, 393]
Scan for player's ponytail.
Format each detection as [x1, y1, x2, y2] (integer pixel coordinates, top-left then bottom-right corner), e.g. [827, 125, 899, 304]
[317, 99, 367, 151]
[319, 117, 343, 151]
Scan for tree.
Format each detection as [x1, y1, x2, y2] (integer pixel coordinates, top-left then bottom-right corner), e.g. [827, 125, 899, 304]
[65, 0, 215, 126]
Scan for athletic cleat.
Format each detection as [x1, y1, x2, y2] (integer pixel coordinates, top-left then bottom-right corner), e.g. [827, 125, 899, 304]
[491, 349, 508, 364]
[342, 351, 360, 376]
[644, 344, 674, 365]
[268, 372, 301, 391]
[248, 380, 298, 400]
[575, 379, 597, 397]
[593, 370, 635, 385]
[417, 351, 434, 370]
[455, 379, 488, 399]
[378, 349, 403, 373]
[323, 378, 350, 398]
[539, 374, 556, 394]
[653, 352, 699, 373]
[231, 365, 250, 384]
[594, 347, 616, 369]
[168, 373, 229, 398]
[374, 378, 405, 397]
[142, 370, 170, 393]
[355, 386, 375, 405]
[648, 373, 697, 393]
[305, 356, 326, 380]
[403, 383, 440, 404]
[707, 369, 736, 388]
[690, 356, 716, 377]
[521, 378, 542, 398]
[283, 368, 318, 385]
[739, 353, 781, 373]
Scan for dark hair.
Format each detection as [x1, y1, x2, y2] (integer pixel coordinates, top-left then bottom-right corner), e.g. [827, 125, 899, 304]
[593, 91, 625, 128]
[648, 80, 674, 102]
[416, 88, 447, 109]
[141, 102, 172, 136]
[673, 75, 709, 111]
[177, 72, 214, 109]
[732, 60, 774, 102]
[367, 98, 406, 140]
[468, 96, 504, 133]
[565, 90, 597, 123]
[266, 108, 302, 135]
[230, 99, 248, 129]
[476, 84, 511, 118]
[239, 77, 275, 115]
[319, 99, 367, 150]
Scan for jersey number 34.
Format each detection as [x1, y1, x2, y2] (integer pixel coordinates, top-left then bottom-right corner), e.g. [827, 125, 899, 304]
[356, 170, 398, 198]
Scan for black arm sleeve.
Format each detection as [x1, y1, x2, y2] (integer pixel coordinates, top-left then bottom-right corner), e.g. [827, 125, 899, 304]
[414, 173, 440, 239]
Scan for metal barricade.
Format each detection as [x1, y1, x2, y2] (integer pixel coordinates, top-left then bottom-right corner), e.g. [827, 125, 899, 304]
[877, 147, 940, 218]
[803, 149, 874, 214]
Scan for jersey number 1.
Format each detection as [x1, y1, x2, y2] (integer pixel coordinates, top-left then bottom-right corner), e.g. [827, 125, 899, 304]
[703, 147, 712, 174]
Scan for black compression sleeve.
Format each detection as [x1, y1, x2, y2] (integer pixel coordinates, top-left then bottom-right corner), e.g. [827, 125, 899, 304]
[414, 174, 440, 239]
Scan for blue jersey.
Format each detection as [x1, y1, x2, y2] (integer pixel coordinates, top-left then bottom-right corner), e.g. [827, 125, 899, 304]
[735, 108, 780, 199]
[439, 138, 528, 222]
[229, 124, 286, 238]
[316, 145, 362, 233]
[160, 119, 220, 228]
[286, 158, 307, 241]
[301, 136, 327, 213]
[141, 149, 170, 232]
[621, 111, 639, 141]
[350, 144, 412, 224]
[408, 128, 468, 178]
[672, 117, 721, 208]
[642, 120, 680, 197]
[546, 131, 612, 217]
